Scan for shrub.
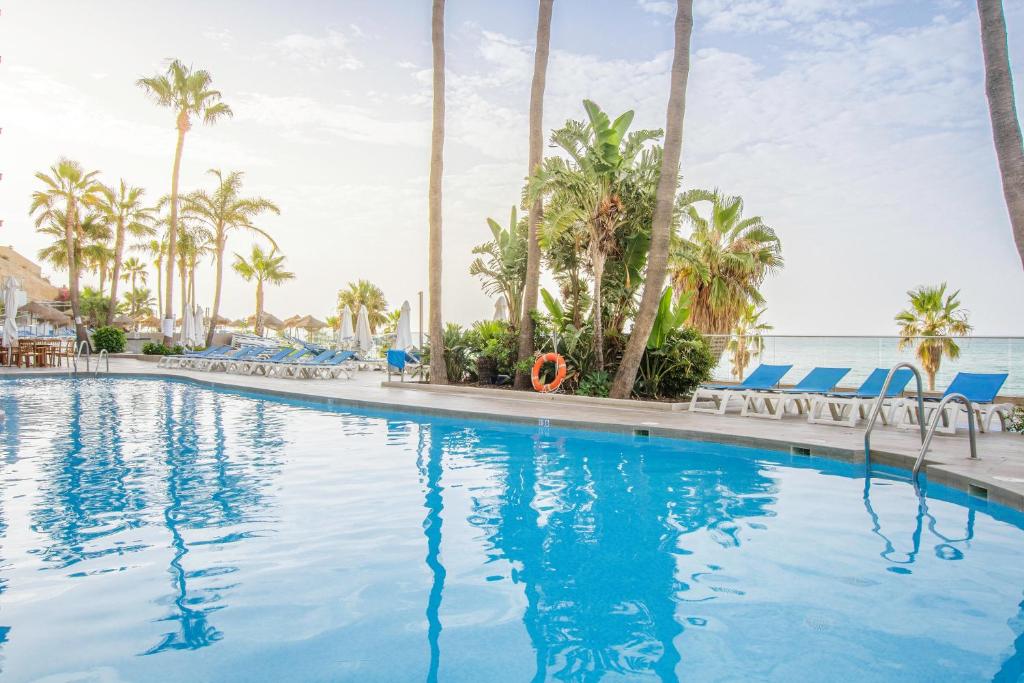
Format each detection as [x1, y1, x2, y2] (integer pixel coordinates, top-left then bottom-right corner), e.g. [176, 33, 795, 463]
[142, 342, 184, 356]
[465, 320, 518, 374]
[634, 327, 715, 400]
[423, 323, 474, 382]
[92, 326, 126, 353]
[577, 370, 610, 398]
[1008, 406, 1024, 434]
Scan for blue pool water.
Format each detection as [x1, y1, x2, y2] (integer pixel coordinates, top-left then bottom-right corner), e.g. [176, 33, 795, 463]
[0, 377, 1023, 682]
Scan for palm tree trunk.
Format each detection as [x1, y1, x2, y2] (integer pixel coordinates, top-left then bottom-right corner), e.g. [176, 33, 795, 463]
[514, 0, 555, 389]
[610, 0, 694, 399]
[978, 0, 1024, 269]
[428, 0, 449, 384]
[107, 218, 125, 326]
[207, 231, 225, 347]
[163, 120, 186, 345]
[179, 259, 187, 325]
[255, 280, 264, 337]
[155, 256, 163, 320]
[65, 199, 88, 343]
[592, 248, 606, 371]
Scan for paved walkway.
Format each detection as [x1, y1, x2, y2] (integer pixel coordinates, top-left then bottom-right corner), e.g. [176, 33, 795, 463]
[2, 357, 1022, 510]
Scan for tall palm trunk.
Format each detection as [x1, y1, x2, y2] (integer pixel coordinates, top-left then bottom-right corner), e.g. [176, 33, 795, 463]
[428, 0, 449, 384]
[107, 217, 125, 326]
[179, 258, 187, 325]
[64, 198, 88, 343]
[610, 0, 694, 398]
[155, 255, 163, 319]
[163, 115, 187, 345]
[591, 248, 606, 371]
[207, 230, 226, 347]
[978, 0, 1024, 269]
[255, 280, 264, 337]
[514, 0, 555, 389]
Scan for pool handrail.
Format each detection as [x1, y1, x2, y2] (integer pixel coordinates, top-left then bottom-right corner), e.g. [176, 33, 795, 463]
[863, 363, 925, 471]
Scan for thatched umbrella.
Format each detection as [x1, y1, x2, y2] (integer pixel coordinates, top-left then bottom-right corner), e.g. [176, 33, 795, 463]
[211, 314, 231, 327]
[138, 315, 161, 330]
[248, 313, 284, 331]
[282, 314, 303, 329]
[20, 301, 71, 326]
[295, 314, 326, 341]
[111, 315, 133, 330]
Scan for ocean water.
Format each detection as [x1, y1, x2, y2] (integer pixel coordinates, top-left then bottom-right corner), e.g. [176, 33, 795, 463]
[0, 377, 1023, 682]
[710, 336, 1024, 396]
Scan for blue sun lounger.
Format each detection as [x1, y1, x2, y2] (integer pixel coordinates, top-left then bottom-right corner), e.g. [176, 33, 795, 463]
[199, 346, 264, 372]
[689, 364, 793, 415]
[272, 349, 335, 379]
[386, 349, 425, 382]
[896, 372, 1012, 433]
[226, 346, 296, 375]
[158, 345, 229, 369]
[741, 367, 851, 419]
[807, 367, 914, 427]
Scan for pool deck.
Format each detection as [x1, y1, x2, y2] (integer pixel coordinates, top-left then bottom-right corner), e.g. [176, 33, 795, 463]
[3, 357, 1023, 510]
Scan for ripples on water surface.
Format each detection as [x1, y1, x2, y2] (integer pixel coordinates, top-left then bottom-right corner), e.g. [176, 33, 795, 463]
[0, 377, 1022, 682]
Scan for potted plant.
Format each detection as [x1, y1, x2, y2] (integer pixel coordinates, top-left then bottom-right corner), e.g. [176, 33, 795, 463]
[476, 338, 500, 386]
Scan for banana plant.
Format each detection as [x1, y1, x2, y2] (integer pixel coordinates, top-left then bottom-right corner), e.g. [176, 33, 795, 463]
[647, 286, 691, 349]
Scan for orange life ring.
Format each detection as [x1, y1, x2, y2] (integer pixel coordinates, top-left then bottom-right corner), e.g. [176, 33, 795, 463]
[531, 352, 567, 393]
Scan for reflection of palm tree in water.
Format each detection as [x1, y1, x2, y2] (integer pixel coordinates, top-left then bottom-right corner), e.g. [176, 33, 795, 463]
[417, 423, 446, 683]
[32, 381, 142, 569]
[146, 386, 281, 654]
[463, 433, 780, 681]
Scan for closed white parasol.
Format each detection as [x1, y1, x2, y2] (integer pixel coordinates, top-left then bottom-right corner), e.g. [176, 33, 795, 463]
[355, 305, 373, 354]
[394, 300, 413, 351]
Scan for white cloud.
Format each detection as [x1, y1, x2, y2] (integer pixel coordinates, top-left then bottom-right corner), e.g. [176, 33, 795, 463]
[203, 27, 235, 51]
[272, 30, 363, 72]
[232, 92, 428, 147]
[638, 0, 675, 16]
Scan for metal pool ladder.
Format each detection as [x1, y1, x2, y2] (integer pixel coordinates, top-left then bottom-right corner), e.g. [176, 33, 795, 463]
[94, 349, 110, 376]
[862, 362, 978, 483]
[70, 340, 90, 375]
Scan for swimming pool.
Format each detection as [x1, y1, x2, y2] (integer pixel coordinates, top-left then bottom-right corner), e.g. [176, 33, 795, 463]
[0, 377, 1022, 682]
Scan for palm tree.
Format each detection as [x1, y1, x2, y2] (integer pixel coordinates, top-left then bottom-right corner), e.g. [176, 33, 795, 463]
[37, 212, 109, 276]
[530, 100, 662, 370]
[120, 256, 148, 300]
[610, 0, 694, 398]
[470, 207, 528, 327]
[133, 237, 167, 319]
[120, 287, 155, 324]
[29, 159, 103, 342]
[137, 59, 232, 344]
[232, 245, 294, 337]
[175, 221, 214, 321]
[977, 0, 1024, 269]
[81, 240, 115, 295]
[514, 0, 555, 389]
[669, 190, 783, 355]
[182, 169, 280, 346]
[336, 280, 388, 333]
[95, 181, 155, 325]
[896, 283, 972, 391]
[428, 0, 449, 384]
[726, 304, 772, 381]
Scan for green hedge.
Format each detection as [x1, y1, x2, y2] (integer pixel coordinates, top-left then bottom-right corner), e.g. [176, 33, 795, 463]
[92, 326, 126, 354]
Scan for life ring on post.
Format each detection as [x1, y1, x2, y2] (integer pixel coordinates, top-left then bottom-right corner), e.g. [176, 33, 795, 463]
[531, 352, 567, 393]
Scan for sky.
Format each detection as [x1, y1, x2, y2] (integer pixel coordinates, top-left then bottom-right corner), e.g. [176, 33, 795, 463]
[1, 0, 1023, 335]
